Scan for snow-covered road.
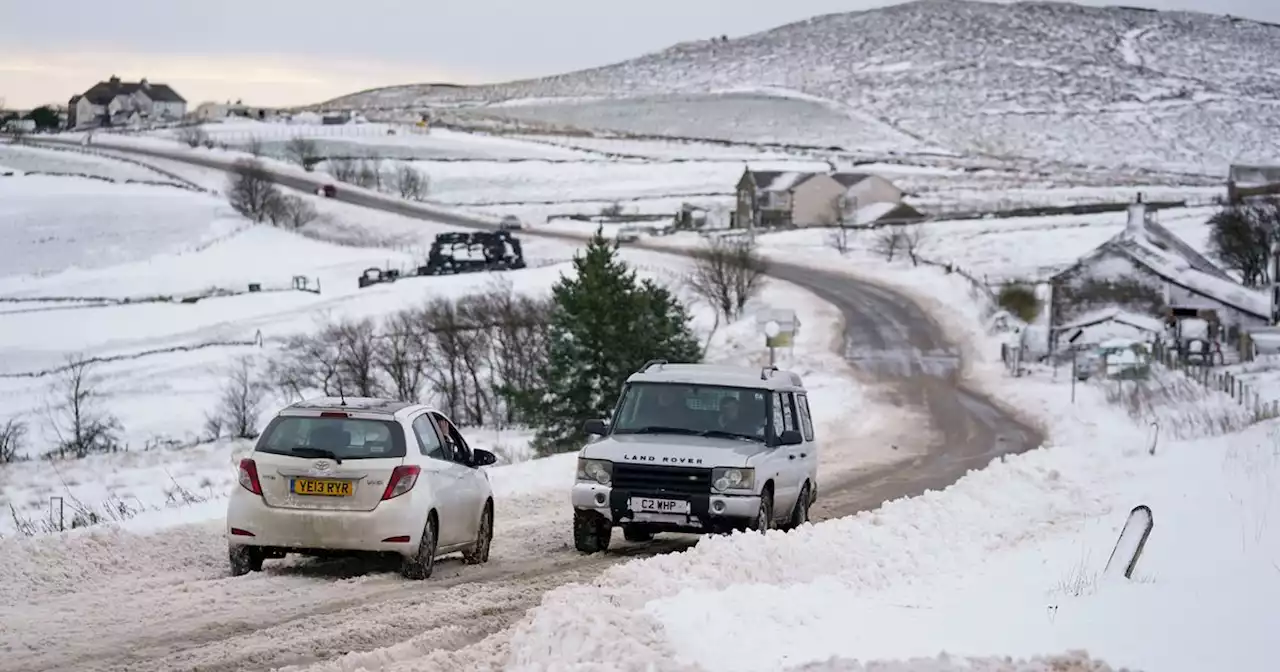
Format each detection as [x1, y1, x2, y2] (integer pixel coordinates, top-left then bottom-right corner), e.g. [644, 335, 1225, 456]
[8, 139, 1043, 671]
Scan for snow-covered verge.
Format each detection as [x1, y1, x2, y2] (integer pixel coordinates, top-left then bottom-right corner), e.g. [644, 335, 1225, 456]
[463, 252, 1277, 672]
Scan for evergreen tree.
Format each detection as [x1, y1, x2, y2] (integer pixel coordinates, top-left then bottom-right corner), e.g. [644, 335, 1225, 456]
[524, 229, 701, 455]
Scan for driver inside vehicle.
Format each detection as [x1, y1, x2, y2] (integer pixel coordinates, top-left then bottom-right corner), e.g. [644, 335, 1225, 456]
[716, 395, 766, 438]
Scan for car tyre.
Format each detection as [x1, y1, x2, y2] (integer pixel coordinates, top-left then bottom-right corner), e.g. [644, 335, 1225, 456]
[402, 515, 438, 580]
[622, 525, 653, 542]
[462, 502, 494, 565]
[229, 544, 264, 576]
[751, 490, 774, 533]
[573, 509, 611, 554]
[780, 484, 811, 532]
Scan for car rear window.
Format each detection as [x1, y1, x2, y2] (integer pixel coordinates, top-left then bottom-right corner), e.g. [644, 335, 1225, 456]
[255, 416, 407, 460]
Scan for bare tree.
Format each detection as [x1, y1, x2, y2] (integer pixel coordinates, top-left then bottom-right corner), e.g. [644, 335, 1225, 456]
[686, 235, 769, 321]
[327, 157, 357, 183]
[207, 356, 267, 440]
[284, 137, 320, 170]
[377, 311, 429, 402]
[265, 193, 317, 228]
[826, 226, 852, 254]
[176, 125, 208, 148]
[268, 330, 344, 400]
[1207, 200, 1278, 287]
[872, 227, 906, 262]
[332, 319, 386, 398]
[227, 158, 280, 223]
[394, 163, 428, 200]
[0, 417, 27, 463]
[46, 357, 122, 459]
[900, 225, 926, 267]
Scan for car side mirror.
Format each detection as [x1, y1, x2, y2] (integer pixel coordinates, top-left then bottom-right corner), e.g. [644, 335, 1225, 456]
[583, 419, 608, 436]
[778, 430, 804, 446]
[471, 448, 497, 467]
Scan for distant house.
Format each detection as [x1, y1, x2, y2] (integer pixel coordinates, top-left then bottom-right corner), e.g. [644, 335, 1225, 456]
[733, 169, 921, 229]
[1227, 164, 1280, 202]
[67, 76, 186, 129]
[194, 101, 276, 122]
[1048, 200, 1270, 350]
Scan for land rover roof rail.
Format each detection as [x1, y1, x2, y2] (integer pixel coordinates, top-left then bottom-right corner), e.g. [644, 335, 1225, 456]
[639, 359, 667, 373]
[760, 365, 778, 380]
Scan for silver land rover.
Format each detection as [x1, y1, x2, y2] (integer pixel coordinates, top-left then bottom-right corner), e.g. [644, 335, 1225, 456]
[571, 360, 819, 552]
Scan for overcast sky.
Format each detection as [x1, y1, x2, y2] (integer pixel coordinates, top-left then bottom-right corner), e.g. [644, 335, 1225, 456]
[1, 0, 1275, 109]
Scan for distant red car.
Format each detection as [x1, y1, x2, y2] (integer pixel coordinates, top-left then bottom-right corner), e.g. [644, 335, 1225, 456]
[317, 184, 337, 198]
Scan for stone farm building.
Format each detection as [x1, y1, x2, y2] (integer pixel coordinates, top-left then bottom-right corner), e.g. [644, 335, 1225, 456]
[67, 76, 187, 129]
[733, 169, 923, 229]
[1049, 201, 1270, 349]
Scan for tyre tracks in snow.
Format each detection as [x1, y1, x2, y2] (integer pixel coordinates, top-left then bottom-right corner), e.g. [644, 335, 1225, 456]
[13, 139, 1042, 671]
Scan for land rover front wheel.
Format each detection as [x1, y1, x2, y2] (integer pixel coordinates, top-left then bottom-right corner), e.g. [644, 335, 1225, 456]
[573, 509, 611, 554]
[751, 490, 774, 533]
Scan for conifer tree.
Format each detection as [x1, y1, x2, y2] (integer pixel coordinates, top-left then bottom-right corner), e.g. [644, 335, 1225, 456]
[525, 229, 701, 454]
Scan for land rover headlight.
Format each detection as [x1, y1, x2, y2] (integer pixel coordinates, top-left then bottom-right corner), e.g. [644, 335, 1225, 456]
[712, 467, 755, 492]
[577, 458, 613, 486]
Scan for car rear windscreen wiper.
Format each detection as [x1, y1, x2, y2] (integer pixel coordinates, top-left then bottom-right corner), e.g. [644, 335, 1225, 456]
[290, 446, 344, 464]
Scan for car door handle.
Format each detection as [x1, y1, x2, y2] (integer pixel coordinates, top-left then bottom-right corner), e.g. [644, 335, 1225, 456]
[800, 453, 807, 458]
[789, 454, 796, 460]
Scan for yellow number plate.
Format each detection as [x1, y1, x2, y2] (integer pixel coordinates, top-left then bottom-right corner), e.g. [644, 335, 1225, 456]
[291, 478, 354, 497]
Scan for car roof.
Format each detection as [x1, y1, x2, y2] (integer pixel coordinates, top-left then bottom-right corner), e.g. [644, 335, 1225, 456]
[626, 362, 805, 392]
[279, 397, 422, 418]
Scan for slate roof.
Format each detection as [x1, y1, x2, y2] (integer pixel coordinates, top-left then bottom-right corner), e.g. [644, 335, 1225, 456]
[81, 78, 186, 105]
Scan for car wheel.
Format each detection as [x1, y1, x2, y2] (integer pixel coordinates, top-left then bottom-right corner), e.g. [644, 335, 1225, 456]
[401, 515, 438, 580]
[622, 525, 653, 542]
[229, 545, 264, 576]
[781, 484, 811, 531]
[462, 502, 494, 565]
[573, 509, 611, 554]
[751, 490, 774, 533]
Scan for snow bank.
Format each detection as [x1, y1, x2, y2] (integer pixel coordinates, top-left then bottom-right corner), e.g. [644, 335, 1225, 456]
[488, 251, 1279, 672]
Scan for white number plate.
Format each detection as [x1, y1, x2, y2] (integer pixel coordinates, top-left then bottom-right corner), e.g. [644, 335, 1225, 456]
[631, 497, 690, 514]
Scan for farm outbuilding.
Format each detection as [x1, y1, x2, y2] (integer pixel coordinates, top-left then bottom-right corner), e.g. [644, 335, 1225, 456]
[1048, 201, 1270, 351]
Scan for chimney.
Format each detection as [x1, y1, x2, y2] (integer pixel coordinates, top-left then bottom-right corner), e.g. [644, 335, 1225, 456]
[108, 75, 120, 85]
[1126, 193, 1146, 237]
[140, 78, 149, 88]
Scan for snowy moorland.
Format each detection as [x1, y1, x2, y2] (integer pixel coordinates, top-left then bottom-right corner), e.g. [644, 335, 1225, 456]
[4, 119, 1277, 669]
[330, 0, 1280, 174]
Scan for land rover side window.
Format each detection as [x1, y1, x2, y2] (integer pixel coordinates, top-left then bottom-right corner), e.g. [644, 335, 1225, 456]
[613, 382, 767, 440]
[780, 393, 799, 432]
[797, 394, 815, 442]
[771, 392, 786, 440]
[412, 414, 451, 462]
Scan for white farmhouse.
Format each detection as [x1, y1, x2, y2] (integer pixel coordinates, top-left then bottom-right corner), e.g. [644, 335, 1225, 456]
[67, 76, 187, 129]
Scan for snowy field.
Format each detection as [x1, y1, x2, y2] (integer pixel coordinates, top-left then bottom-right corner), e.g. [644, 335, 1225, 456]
[3, 121, 1276, 669]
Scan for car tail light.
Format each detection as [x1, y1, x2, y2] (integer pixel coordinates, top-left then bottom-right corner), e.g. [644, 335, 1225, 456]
[320, 412, 349, 418]
[382, 465, 421, 500]
[238, 458, 262, 495]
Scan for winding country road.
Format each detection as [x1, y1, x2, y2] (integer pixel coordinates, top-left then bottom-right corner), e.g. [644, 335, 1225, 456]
[14, 137, 1043, 671]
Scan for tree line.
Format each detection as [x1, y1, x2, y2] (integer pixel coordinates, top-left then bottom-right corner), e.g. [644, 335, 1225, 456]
[1, 231, 768, 463]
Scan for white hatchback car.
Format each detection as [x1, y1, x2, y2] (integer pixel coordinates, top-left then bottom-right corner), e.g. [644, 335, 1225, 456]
[227, 397, 497, 579]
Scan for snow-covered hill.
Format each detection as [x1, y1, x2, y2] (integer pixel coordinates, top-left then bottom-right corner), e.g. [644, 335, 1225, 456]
[327, 0, 1280, 174]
